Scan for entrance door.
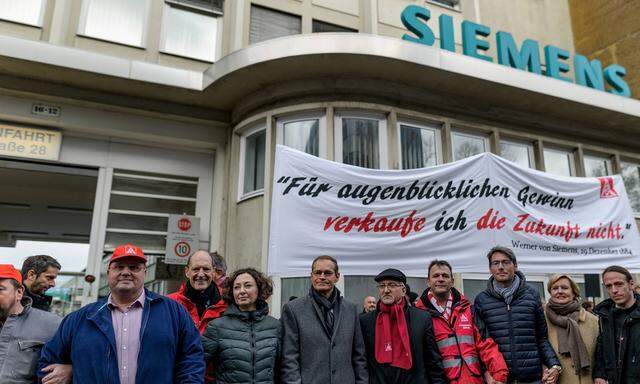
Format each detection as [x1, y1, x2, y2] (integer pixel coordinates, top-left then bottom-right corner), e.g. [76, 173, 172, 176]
[0, 159, 98, 316]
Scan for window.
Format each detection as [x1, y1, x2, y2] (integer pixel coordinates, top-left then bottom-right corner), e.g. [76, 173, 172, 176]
[543, 147, 575, 176]
[249, 5, 301, 44]
[239, 126, 266, 198]
[281, 277, 310, 308]
[621, 161, 640, 214]
[399, 122, 441, 169]
[583, 155, 612, 177]
[160, 2, 221, 62]
[0, 0, 46, 27]
[78, 0, 148, 47]
[462, 278, 487, 302]
[500, 140, 535, 168]
[277, 114, 326, 157]
[335, 113, 388, 169]
[312, 20, 357, 33]
[165, 0, 223, 14]
[451, 132, 488, 161]
[428, 0, 460, 9]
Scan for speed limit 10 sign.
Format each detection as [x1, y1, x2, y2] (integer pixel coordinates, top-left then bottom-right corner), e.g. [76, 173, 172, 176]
[165, 215, 200, 265]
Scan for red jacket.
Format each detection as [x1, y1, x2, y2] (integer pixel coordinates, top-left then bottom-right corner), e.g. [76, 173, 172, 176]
[167, 283, 227, 333]
[417, 288, 508, 384]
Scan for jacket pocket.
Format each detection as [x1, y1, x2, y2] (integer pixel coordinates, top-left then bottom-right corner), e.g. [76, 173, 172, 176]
[15, 340, 44, 380]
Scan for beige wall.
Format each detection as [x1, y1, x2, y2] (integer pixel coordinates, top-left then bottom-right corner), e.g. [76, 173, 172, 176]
[569, 0, 640, 99]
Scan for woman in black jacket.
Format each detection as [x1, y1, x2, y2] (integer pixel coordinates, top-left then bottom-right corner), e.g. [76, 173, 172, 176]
[202, 268, 280, 384]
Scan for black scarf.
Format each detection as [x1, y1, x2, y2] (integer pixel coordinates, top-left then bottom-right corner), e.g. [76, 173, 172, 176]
[24, 286, 52, 312]
[310, 287, 340, 336]
[185, 281, 220, 319]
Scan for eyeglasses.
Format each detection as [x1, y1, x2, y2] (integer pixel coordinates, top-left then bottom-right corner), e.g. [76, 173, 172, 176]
[312, 270, 335, 277]
[490, 260, 513, 267]
[377, 283, 404, 290]
[110, 263, 145, 273]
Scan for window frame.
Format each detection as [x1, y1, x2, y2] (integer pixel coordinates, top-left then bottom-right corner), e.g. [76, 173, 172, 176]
[276, 112, 327, 159]
[499, 138, 536, 169]
[77, 0, 151, 48]
[238, 123, 267, 202]
[159, 2, 223, 63]
[334, 111, 389, 170]
[450, 130, 490, 162]
[426, 0, 461, 11]
[543, 146, 576, 177]
[0, 0, 48, 27]
[397, 120, 443, 169]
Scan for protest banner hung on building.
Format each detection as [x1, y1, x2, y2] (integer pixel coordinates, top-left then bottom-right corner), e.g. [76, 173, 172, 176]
[268, 145, 640, 276]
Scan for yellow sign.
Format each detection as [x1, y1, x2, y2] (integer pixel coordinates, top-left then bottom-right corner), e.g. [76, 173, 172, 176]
[0, 125, 62, 161]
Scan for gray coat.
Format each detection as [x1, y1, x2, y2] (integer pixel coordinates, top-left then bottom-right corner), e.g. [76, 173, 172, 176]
[0, 297, 61, 383]
[202, 302, 280, 384]
[280, 292, 368, 384]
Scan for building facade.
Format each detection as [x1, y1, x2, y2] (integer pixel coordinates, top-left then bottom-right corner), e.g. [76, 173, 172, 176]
[0, 0, 638, 314]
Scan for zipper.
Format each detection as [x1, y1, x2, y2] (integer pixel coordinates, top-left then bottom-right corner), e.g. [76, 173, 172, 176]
[506, 302, 518, 379]
[251, 320, 256, 384]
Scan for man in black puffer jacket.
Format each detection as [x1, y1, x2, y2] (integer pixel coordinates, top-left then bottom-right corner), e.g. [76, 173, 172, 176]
[474, 246, 561, 384]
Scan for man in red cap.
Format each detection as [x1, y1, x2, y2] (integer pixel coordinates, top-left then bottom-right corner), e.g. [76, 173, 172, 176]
[0, 264, 62, 383]
[39, 244, 205, 384]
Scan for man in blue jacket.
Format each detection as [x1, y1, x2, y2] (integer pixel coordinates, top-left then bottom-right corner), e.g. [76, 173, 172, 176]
[473, 246, 561, 384]
[39, 244, 204, 384]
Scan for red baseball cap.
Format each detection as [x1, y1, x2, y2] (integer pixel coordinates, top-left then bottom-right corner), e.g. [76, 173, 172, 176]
[110, 244, 147, 264]
[0, 264, 22, 284]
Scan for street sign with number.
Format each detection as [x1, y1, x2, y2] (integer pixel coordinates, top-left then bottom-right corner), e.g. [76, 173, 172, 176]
[165, 214, 200, 265]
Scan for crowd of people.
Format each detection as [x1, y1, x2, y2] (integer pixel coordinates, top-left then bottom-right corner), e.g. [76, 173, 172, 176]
[0, 244, 638, 384]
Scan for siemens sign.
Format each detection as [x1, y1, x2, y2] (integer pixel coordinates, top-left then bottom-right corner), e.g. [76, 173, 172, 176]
[401, 5, 631, 98]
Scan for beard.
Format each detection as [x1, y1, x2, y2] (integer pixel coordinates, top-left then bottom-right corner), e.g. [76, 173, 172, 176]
[0, 300, 16, 323]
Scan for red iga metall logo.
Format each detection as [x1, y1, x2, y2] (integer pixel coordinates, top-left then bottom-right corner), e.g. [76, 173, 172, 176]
[598, 177, 618, 198]
[178, 218, 192, 232]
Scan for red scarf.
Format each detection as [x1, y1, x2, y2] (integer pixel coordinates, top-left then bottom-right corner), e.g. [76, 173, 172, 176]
[375, 298, 413, 370]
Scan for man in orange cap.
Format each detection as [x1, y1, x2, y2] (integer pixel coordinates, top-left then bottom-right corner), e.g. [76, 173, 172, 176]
[0, 264, 61, 383]
[39, 244, 205, 384]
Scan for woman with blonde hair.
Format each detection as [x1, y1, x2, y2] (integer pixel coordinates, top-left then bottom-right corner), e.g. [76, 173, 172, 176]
[544, 274, 598, 384]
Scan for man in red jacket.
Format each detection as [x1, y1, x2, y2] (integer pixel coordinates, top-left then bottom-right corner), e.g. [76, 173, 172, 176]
[168, 250, 227, 383]
[416, 259, 508, 384]
[168, 250, 227, 333]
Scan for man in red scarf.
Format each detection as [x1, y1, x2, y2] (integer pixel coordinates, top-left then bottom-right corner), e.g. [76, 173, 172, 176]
[359, 268, 446, 384]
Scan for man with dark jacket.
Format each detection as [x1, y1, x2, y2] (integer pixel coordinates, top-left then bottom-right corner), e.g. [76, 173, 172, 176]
[416, 260, 508, 384]
[0, 264, 62, 383]
[360, 268, 446, 384]
[593, 265, 639, 384]
[20, 255, 61, 312]
[474, 246, 561, 384]
[39, 244, 204, 384]
[280, 255, 368, 384]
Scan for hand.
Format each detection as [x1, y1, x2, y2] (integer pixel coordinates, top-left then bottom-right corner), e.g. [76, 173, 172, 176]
[594, 379, 609, 384]
[544, 367, 560, 384]
[41, 364, 72, 384]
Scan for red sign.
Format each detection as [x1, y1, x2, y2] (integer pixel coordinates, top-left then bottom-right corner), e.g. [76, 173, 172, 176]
[174, 241, 191, 258]
[178, 218, 192, 231]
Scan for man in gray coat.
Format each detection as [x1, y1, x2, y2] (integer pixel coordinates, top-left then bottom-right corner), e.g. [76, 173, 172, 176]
[0, 264, 63, 383]
[280, 255, 368, 384]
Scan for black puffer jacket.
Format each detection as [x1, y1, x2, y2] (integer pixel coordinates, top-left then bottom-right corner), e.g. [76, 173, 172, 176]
[202, 301, 280, 384]
[473, 271, 560, 382]
[592, 294, 640, 384]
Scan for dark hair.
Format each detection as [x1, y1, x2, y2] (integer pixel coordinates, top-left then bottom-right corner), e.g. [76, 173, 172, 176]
[21, 255, 61, 279]
[223, 268, 273, 305]
[187, 251, 226, 272]
[311, 255, 339, 274]
[581, 301, 593, 310]
[428, 259, 453, 276]
[602, 265, 633, 283]
[486, 246, 517, 266]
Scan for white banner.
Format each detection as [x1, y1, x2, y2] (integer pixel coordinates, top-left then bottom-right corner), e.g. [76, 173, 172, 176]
[268, 145, 640, 276]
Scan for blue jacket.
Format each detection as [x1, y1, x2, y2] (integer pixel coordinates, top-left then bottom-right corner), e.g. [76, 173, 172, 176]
[38, 289, 204, 383]
[473, 272, 560, 382]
